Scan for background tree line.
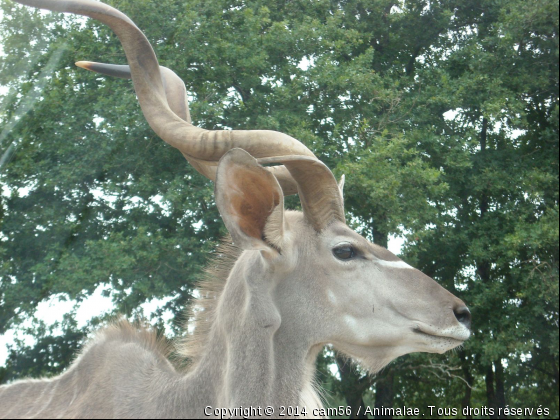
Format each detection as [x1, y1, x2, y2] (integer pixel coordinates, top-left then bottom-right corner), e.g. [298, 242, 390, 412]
[1, 0, 558, 417]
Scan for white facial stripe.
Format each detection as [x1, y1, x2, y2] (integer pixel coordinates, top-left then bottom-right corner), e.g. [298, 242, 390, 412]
[376, 260, 414, 269]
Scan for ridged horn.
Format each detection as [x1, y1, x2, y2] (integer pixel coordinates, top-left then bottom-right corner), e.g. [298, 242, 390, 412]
[258, 156, 345, 231]
[74, 61, 300, 195]
[15, 1, 313, 196]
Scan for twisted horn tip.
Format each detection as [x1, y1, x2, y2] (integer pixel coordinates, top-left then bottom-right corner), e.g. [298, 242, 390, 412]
[75, 61, 94, 71]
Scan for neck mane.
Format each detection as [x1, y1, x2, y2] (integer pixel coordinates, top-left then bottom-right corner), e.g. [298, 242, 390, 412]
[175, 238, 242, 368]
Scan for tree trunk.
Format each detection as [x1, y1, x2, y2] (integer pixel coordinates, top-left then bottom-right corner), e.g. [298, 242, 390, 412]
[335, 355, 371, 419]
[494, 359, 506, 416]
[485, 365, 497, 419]
[374, 369, 394, 419]
[459, 351, 474, 419]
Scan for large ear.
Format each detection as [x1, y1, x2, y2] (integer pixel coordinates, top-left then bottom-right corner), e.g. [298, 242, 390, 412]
[215, 149, 285, 253]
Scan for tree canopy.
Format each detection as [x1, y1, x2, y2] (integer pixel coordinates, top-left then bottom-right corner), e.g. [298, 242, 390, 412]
[1, 0, 558, 417]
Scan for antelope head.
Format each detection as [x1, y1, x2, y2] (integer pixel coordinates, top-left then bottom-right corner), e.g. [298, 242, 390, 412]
[15, 0, 471, 375]
[210, 148, 470, 375]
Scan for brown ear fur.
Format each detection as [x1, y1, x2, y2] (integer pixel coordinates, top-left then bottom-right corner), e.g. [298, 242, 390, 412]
[215, 149, 284, 251]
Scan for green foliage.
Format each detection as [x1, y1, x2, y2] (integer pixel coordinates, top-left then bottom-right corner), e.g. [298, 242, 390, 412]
[0, 0, 222, 363]
[1, 0, 558, 417]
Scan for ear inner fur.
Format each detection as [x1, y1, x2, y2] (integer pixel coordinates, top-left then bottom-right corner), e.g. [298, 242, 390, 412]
[228, 166, 281, 240]
[215, 149, 284, 250]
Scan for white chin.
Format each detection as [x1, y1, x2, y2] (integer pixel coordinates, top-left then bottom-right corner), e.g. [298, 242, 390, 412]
[423, 337, 465, 354]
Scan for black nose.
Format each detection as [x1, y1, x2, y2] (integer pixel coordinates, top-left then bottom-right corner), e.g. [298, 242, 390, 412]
[454, 306, 472, 329]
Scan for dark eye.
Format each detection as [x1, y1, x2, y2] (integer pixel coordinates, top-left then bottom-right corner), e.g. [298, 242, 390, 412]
[333, 245, 355, 260]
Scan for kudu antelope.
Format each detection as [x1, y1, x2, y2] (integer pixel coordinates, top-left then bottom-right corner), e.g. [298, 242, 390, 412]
[1, 0, 471, 418]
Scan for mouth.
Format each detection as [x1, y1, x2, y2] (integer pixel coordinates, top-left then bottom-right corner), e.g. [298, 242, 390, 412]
[412, 326, 469, 343]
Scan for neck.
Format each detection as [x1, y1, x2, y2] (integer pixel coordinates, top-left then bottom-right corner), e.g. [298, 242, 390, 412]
[171, 251, 324, 417]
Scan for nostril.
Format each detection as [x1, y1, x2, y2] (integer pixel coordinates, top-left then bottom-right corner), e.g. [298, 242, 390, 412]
[454, 306, 472, 329]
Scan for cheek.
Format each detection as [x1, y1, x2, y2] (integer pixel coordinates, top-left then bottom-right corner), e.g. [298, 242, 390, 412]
[348, 279, 378, 319]
[322, 275, 386, 345]
[326, 271, 378, 320]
